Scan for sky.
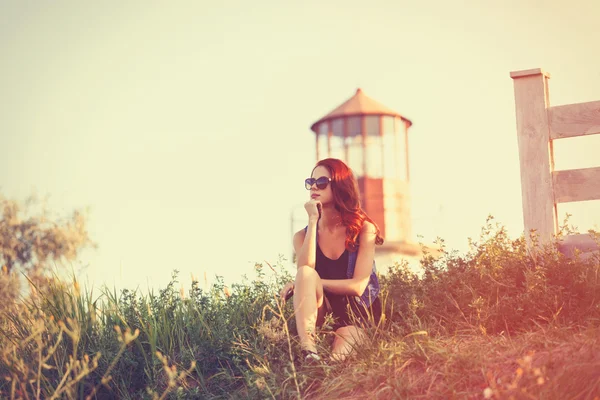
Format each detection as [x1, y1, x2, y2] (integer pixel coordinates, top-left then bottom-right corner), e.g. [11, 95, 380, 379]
[1, 0, 599, 293]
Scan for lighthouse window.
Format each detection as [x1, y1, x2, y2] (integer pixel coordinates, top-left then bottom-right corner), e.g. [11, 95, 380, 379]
[319, 122, 328, 136]
[347, 116, 362, 137]
[365, 136, 383, 178]
[398, 129, 408, 181]
[382, 116, 395, 136]
[317, 132, 328, 159]
[330, 135, 345, 161]
[383, 129, 399, 179]
[331, 118, 343, 137]
[396, 117, 408, 180]
[345, 135, 364, 177]
[365, 115, 380, 137]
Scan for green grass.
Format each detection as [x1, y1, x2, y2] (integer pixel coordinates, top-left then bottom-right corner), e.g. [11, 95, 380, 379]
[1, 218, 600, 399]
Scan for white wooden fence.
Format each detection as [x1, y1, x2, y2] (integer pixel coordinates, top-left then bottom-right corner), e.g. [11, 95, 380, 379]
[510, 68, 600, 257]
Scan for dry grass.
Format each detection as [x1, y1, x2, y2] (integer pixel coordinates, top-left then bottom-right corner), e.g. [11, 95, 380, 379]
[293, 324, 600, 400]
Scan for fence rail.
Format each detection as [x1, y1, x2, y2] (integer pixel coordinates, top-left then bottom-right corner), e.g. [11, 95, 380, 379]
[510, 68, 600, 256]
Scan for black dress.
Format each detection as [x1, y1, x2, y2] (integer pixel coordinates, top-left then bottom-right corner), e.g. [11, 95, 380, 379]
[315, 243, 382, 331]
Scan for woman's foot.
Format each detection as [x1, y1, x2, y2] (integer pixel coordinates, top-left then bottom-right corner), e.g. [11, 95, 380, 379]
[300, 349, 322, 366]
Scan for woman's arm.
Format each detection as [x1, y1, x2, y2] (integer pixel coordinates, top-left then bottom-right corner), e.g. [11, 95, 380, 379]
[292, 200, 322, 269]
[293, 218, 318, 269]
[321, 221, 377, 296]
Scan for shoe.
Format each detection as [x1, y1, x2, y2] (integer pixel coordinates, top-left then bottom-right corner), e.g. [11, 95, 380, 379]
[300, 350, 321, 366]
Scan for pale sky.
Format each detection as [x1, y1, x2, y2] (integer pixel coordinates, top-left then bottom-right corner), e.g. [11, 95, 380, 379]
[1, 0, 599, 292]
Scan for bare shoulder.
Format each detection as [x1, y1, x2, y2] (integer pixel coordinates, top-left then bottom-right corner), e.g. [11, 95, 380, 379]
[359, 221, 377, 247]
[292, 228, 307, 252]
[361, 220, 377, 235]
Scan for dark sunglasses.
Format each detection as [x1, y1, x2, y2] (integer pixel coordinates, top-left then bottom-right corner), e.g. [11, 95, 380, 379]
[305, 176, 332, 190]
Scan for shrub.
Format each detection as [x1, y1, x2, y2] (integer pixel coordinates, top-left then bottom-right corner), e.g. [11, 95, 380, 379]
[380, 216, 600, 336]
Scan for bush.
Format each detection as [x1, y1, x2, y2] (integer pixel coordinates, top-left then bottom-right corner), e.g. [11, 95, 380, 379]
[381, 216, 600, 336]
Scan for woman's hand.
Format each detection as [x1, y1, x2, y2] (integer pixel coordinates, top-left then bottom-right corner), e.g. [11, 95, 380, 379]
[279, 281, 295, 303]
[304, 200, 322, 221]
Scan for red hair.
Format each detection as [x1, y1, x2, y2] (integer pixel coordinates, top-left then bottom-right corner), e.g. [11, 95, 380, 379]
[314, 158, 384, 251]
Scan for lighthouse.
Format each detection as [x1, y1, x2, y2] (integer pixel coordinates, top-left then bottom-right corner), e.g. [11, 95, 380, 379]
[309, 88, 426, 267]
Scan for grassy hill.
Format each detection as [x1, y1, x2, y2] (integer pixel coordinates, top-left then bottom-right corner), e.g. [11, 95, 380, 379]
[1, 218, 599, 399]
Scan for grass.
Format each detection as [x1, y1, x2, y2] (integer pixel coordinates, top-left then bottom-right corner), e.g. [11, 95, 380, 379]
[310, 322, 600, 399]
[1, 217, 600, 399]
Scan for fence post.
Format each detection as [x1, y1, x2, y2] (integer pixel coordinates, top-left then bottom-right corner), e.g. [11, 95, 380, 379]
[510, 69, 556, 249]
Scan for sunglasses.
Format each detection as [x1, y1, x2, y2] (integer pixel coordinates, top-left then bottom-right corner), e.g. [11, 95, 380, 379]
[305, 176, 332, 190]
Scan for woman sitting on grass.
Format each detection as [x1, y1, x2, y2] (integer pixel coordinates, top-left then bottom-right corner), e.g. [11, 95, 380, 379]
[280, 158, 384, 363]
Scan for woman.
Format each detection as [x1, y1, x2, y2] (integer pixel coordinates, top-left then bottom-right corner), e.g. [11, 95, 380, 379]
[280, 158, 384, 363]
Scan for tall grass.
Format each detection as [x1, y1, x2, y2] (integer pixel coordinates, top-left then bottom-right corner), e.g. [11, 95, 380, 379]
[1, 219, 600, 399]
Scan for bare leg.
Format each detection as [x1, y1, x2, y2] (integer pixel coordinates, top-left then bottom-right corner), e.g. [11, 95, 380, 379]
[331, 325, 366, 361]
[293, 265, 325, 353]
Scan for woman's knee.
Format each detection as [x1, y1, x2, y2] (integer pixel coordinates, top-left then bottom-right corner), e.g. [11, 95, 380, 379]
[295, 265, 320, 282]
[335, 326, 365, 342]
[294, 265, 324, 304]
[331, 326, 366, 361]
[335, 326, 354, 337]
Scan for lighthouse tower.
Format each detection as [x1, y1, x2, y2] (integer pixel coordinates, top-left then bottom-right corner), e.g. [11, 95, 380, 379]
[310, 88, 424, 267]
